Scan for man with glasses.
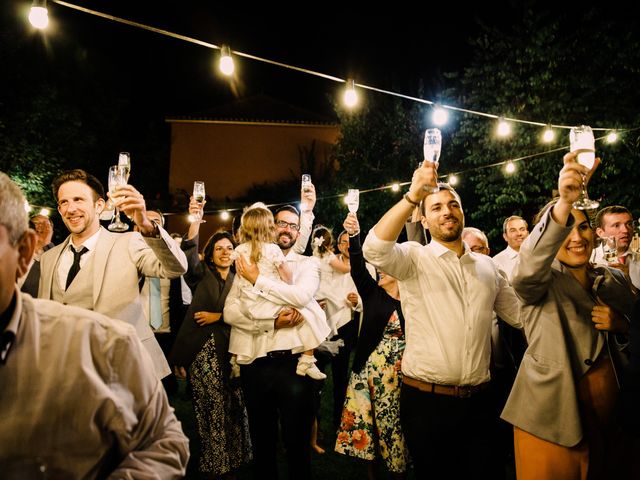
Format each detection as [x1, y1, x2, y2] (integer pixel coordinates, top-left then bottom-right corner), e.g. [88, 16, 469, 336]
[225, 184, 323, 479]
[593, 205, 639, 290]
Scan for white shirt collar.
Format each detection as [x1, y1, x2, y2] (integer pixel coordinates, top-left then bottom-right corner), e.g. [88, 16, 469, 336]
[68, 227, 102, 253]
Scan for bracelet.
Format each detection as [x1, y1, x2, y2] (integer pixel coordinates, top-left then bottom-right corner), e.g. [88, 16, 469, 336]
[403, 192, 420, 207]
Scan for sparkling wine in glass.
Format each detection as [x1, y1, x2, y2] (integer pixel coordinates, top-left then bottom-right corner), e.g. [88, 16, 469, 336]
[423, 128, 442, 193]
[346, 189, 359, 213]
[601, 236, 618, 264]
[570, 125, 599, 210]
[192, 181, 206, 223]
[107, 165, 129, 232]
[301, 174, 312, 193]
[118, 152, 131, 181]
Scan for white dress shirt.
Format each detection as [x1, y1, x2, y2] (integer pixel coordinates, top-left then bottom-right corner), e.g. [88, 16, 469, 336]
[492, 245, 520, 281]
[362, 231, 521, 387]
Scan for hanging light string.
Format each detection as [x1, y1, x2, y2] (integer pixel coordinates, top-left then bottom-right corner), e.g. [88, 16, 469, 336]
[49, 0, 625, 131]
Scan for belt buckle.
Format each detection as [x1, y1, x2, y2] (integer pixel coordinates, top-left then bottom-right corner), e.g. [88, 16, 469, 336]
[457, 386, 472, 398]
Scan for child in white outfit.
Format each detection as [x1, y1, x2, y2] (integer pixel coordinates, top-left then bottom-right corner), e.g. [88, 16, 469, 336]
[228, 203, 330, 380]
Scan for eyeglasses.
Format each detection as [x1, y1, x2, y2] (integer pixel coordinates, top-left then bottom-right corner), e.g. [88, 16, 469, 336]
[276, 220, 300, 231]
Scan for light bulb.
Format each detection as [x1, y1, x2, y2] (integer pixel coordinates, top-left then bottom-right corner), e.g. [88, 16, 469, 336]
[39, 208, 50, 217]
[448, 174, 459, 186]
[542, 127, 555, 143]
[25, 202, 32, 213]
[606, 131, 618, 143]
[497, 119, 511, 137]
[188, 214, 197, 223]
[391, 183, 400, 192]
[505, 161, 516, 174]
[219, 46, 234, 76]
[432, 106, 449, 126]
[220, 210, 230, 221]
[29, 5, 49, 29]
[343, 79, 358, 108]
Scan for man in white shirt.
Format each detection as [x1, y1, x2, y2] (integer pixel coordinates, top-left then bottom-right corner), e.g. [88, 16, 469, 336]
[224, 186, 320, 479]
[362, 162, 521, 480]
[0, 172, 189, 477]
[492, 215, 529, 281]
[592, 205, 640, 290]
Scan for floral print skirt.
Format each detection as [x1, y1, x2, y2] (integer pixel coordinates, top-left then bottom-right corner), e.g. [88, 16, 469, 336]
[190, 333, 252, 476]
[334, 310, 409, 473]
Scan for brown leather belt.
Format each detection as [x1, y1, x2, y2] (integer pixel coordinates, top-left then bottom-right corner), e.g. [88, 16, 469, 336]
[403, 376, 490, 398]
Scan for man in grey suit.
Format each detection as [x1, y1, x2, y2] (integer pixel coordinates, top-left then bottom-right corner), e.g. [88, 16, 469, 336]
[38, 169, 187, 379]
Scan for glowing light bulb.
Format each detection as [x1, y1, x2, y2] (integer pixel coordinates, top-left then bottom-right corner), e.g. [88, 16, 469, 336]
[25, 202, 32, 213]
[188, 214, 197, 223]
[391, 183, 400, 192]
[542, 127, 555, 143]
[343, 79, 358, 108]
[505, 161, 516, 174]
[29, 5, 49, 29]
[432, 106, 449, 126]
[39, 208, 50, 217]
[497, 119, 511, 137]
[220, 210, 230, 221]
[219, 46, 234, 76]
[606, 131, 618, 143]
[448, 174, 459, 186]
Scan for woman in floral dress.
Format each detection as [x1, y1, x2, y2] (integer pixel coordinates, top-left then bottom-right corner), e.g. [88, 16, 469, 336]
[335, 213, 409, 478]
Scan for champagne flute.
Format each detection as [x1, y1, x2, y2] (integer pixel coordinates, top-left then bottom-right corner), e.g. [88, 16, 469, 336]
[301, 174, 312, 193]
[570, 125, 599, 210]
[346, 189, 359, 213]
[118, 152, 131, 182]
[192, 181, 206, 223]
[423, 128, 442, 193]
[107, 165, 129, 232]
[600, 236, 618, 264]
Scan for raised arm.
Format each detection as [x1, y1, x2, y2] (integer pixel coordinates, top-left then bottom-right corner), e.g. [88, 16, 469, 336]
[292, 183, 316, 254]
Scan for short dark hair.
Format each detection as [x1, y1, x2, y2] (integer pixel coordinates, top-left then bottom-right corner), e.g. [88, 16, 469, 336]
[52, 169, 105, 202]
[420, 183, 462, 216]
[202, 230, 235, 271]
[595, 205, 632, 229]
[275, 204, 300, 219]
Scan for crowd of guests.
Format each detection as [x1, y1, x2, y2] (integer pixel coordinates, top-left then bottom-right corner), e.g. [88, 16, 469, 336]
[1, 151, 639, 479]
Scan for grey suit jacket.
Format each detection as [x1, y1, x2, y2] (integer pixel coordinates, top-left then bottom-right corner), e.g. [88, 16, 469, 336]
[38, 226, 188, 379]
[501, 209, 633, 446]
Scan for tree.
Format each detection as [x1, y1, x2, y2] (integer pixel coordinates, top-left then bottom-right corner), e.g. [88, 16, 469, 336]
[444, 7, 640, 249]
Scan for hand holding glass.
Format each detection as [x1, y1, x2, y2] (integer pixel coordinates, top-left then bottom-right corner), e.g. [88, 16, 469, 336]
[107, 165, 129, 232]
[423, 128, 441, 193]
[192, 181, 206, 223]
[600, 236, 618, 264]
[570, 125, 599, 210]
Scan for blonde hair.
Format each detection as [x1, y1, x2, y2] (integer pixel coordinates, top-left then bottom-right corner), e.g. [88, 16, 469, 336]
[311, 225, 334, 258]
[238, 203, 276, 264]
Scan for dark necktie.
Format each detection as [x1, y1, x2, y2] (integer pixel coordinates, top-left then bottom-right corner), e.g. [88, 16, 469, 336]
[65, 246, 88, 290]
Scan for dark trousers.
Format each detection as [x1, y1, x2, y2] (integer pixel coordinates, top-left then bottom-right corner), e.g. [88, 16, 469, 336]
[400, 383, 502, 480]
[241, 354, 314, 480]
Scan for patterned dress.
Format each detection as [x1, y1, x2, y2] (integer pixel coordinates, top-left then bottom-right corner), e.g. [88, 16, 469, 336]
[190, 333, 252, 476]
[334, 311, 409, 473]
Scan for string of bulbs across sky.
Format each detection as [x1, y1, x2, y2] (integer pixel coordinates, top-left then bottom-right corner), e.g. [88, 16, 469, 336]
[24, 0, 639, 221]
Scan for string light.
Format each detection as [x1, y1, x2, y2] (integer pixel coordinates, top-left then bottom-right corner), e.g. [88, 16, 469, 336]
[220, 210, 230, 220]
[25, 201, 32, 213]
[432, 105, 449, 126]
[38, 208, 51, 216]
[606, 131, 618, 143]
[29, 0, 49, 29]
[542, 126, 555, 143]
[505, 161, 516, 174]
[187, 214, 196, 223]
[496, 118, 511, 137]
[343, 79, 358, 108]
[219, 45, 234, 76]
[391, 183, 400, 192]
[448, 174, 459, 186]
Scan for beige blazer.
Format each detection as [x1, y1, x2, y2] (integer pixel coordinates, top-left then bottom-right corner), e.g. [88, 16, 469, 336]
[501, 209, 633, 446]
[39, 226, 188, 379]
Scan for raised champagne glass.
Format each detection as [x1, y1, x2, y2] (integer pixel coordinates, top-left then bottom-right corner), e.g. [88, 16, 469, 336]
[570, 125, 599, 210]
[193, 181, 206, 223]
[107, 165, 129, 232]
[423, 128, 442, 193]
